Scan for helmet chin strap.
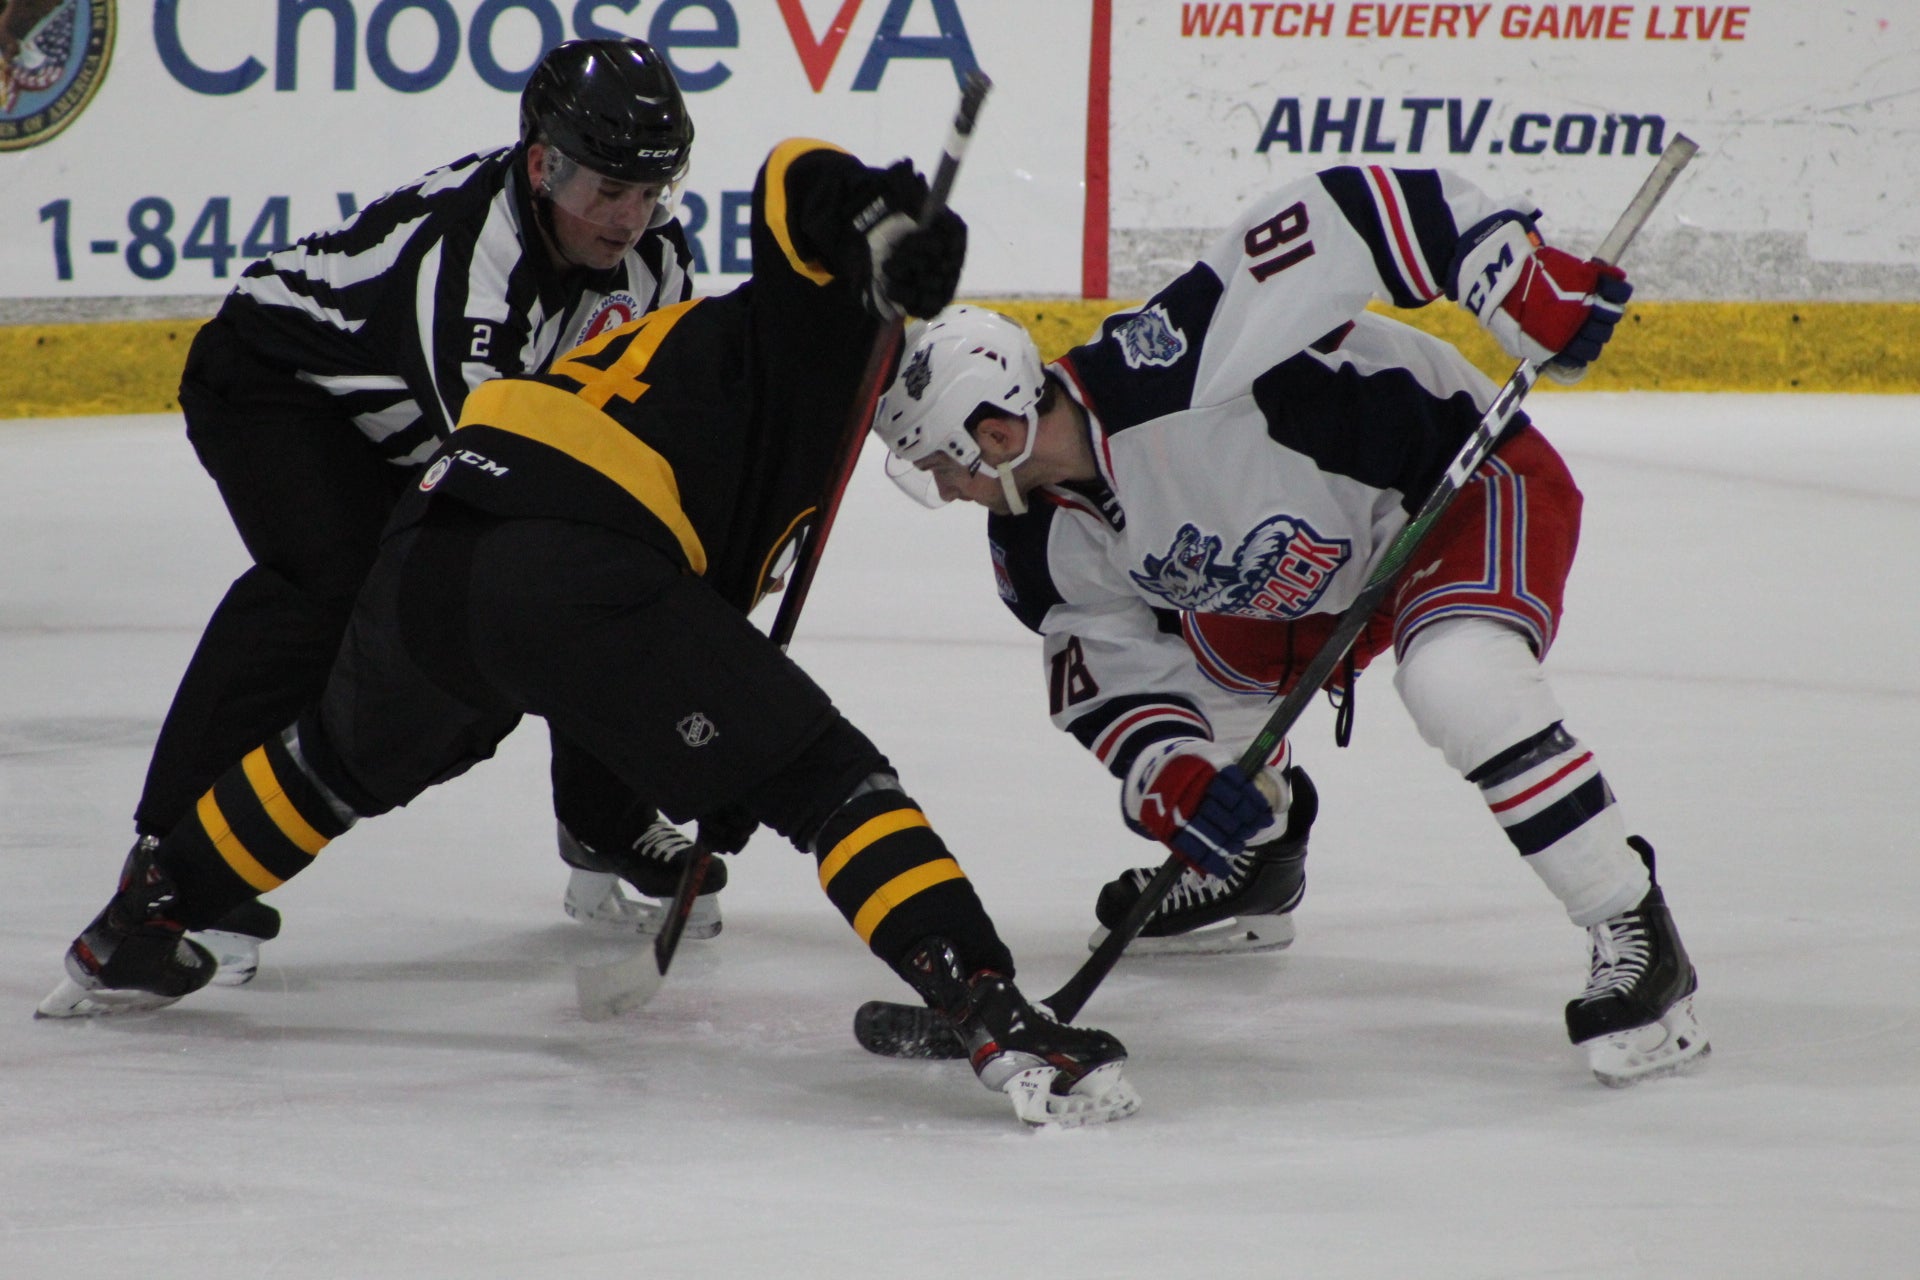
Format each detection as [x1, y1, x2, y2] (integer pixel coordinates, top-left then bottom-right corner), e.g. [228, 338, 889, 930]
[996, 466, 1026, 515]
[530, 185, 585, 270]
[989, 409, 1041, 515]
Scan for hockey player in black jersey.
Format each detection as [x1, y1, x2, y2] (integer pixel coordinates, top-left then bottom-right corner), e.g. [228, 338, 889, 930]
[38, 138, 1141, 1130]
[129, 38, 719, 981]
[871, 165, 1708, 1087]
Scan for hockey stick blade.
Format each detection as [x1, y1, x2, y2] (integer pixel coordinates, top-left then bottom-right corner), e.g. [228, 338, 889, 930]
[853, 998, 966, 1059]
[574, 842, 711, 1021]
[576, 946, 667, 1022]
[850, 137, 1700, 1061]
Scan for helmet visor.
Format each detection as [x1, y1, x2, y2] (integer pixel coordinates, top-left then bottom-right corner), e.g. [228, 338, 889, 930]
[538, 145, 679, 239]
[883, 449, 1005, 509]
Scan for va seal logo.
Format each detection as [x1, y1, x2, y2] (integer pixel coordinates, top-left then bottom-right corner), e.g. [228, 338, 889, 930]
[1111, 304, 1188, 370]
[676, 712, 718, 748]
[1130, 516, 1351, 619]
[0, 1, 114, 152]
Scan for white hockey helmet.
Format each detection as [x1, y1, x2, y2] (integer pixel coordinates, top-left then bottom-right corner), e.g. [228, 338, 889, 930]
[872, 305, 1046, 513]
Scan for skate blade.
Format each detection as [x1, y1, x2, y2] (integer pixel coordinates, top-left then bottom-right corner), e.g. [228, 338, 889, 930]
[1585, 994, 1711, 1087]
[1003, 1060, 1142, 1129]
[190, 928, 261, 987]
[35, 975, 183, 1019]
[564, 888, 722, 941]
[1087, 911, 1295, 957]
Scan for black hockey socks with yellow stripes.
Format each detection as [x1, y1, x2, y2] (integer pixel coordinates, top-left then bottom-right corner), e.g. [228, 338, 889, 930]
[809, 785, 1014, 983]
[152, 723, 359, 931]
[42, 723, 357, 1019]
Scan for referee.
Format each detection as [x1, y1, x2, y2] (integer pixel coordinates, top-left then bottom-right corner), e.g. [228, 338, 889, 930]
[127, 38, 713, 979]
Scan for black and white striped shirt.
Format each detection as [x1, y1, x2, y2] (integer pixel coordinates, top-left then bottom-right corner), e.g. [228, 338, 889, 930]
[219, 144, 692, 466]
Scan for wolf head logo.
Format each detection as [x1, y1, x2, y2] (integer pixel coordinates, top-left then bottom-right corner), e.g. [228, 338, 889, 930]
[1129, 523, 1235, 611]
[1112, 305, 1188, 370]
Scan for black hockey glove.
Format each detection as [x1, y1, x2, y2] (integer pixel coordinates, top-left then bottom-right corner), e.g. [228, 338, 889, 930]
[697, 804, 758, 856]
[832, 159, 967, 321]
[878, 210, 967, 320]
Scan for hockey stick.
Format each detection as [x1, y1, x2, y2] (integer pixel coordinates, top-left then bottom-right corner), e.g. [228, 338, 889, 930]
[575, 73, 994, 1022]
[576, 834, 713, 1022]
[769, 68, 994, 653]
[853, 133, 1700, 1055]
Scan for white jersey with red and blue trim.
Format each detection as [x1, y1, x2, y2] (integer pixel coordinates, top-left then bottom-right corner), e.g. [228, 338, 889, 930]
[986, 164, 1540, 782]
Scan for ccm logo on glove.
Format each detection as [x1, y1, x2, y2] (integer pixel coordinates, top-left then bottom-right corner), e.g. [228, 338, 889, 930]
[1452, 212, 1632, 385]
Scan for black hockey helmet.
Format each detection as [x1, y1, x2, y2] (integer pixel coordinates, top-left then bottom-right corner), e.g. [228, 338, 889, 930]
[519, 38, 693, 184]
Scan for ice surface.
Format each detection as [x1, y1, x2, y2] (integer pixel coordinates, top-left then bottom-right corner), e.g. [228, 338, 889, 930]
[3, 395, 1916, 1278]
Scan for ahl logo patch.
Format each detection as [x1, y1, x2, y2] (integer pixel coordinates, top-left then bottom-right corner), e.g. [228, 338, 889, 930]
[676, 712, 718, 748]
[0, 0, 114, 151]
[575, 291, 641, 346]
[418, 457, 452, 491]
[1130, 516, 1350, 619]
[1111, 304, 1188, 370]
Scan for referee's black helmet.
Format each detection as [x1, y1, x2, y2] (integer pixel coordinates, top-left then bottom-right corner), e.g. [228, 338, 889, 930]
[520, 38, 694, 184]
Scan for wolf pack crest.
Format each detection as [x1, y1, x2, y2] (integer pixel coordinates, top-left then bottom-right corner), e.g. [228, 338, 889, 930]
[901, 344, 934, 399]
[1111, 304, 1188, 370]
[1129, 515, 1351, 619]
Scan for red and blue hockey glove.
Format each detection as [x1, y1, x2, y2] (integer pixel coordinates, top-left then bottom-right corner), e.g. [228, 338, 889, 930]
[1122, 741, 1287, 879]
[1451, 212, 1633, 385]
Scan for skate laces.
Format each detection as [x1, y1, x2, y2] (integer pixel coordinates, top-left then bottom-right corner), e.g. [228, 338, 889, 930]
[1138, 847, 1252, 912]
[1579, 911, 1652, 1003]
[630, 817, 693, 866]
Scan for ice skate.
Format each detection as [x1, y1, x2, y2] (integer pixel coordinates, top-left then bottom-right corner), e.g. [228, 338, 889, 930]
[191, 898, 282, 987]
[903, 938, 1141, 1128]
[1566, 837, 1710, 1086]
[37, 837, 217, 1018]
[1090, 767, 1315, 956]
[559, 818, 723, 940]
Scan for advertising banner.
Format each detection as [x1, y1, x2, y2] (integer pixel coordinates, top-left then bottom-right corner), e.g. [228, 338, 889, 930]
[1, 1, 1090, 304]
[1105, 1, 1920, 299]
[3, 1, 1917, 307]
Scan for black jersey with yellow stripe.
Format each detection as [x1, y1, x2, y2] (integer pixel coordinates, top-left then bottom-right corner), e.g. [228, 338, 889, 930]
[395, 138, 888, 613]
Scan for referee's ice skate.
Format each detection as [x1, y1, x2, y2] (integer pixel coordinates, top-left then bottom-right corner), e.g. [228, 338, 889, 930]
[191, 897, 282, 987]
[559, 817, 724, 939]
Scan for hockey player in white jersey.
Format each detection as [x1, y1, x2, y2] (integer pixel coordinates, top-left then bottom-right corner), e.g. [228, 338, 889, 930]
[871, 164, 1708, 1087]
